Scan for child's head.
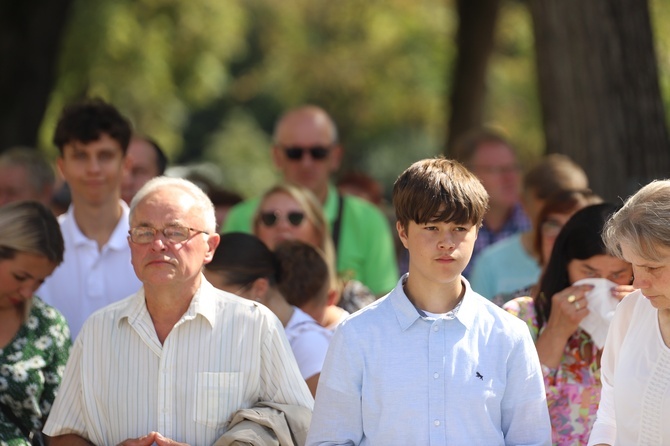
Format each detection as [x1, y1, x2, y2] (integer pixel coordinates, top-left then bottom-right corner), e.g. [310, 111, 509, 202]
[275, 240, 331, 319]
[393, 157, 489, 230]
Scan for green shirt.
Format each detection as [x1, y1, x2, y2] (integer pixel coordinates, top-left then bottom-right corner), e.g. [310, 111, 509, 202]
[222, 184, 399, 295]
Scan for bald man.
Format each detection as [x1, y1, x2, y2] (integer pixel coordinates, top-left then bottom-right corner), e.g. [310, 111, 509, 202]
[223, 105, 398, 296]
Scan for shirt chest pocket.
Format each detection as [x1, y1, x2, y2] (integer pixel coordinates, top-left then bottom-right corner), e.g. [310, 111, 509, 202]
[194, 372, 245, 429]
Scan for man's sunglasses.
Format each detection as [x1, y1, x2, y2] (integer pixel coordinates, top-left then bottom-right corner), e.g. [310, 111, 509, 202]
[282, 146, 331, 161]
[260, 210, 305, 227]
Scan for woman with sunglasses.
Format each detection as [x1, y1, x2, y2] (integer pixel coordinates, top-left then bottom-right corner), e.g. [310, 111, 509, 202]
[253, 184, 377, 328]
[0, 201, 71, 445]
[503, 204, 635, 445]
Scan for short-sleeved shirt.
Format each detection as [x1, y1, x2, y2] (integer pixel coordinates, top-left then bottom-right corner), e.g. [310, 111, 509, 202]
[284, 307, 332, 380]
[43, 278, 313, 445]
[469, 234, 541, 300]
[223, 184, 398, 295]
[464, 203, 530, 277]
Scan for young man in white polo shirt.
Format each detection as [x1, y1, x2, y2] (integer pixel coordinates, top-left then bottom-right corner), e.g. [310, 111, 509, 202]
[37, 98, 141, 338]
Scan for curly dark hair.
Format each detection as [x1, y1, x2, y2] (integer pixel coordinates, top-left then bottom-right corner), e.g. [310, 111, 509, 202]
[53, 98, 132, 154]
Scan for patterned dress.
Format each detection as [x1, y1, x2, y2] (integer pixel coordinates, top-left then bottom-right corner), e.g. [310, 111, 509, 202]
[504, 296, 601, 446]
[0, 297, 71, 446]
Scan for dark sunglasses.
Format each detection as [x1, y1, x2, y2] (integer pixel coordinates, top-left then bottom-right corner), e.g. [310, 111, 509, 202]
[282, 146, 331, 161]
[260, 211, 305, 227]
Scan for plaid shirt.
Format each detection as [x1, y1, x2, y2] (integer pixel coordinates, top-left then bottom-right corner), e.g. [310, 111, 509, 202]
[463, 203, 531, 278]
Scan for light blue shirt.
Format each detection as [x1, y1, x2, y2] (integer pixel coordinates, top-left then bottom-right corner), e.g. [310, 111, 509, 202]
[469, 233, 541, 300]
[307, 275, 551, 446]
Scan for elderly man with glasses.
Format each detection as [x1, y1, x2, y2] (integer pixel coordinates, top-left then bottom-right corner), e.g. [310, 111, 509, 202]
[44, 177, 313, 446]
[223, 105, 398, 296]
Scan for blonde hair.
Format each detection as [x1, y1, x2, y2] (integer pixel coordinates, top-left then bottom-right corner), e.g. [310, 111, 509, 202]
[0, 201, 64, 320]
[254, 184, 341, 292]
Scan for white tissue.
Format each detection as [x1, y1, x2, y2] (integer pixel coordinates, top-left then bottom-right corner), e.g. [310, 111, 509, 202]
[574, 278, 620, 349]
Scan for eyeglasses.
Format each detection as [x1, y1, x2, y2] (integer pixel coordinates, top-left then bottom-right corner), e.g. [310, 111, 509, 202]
[281, 145, 331, 161]
[128, 225, 209, 244]
[259, 210, 305, 227]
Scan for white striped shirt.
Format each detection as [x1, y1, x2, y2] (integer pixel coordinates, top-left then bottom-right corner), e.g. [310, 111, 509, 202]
[43, 278, 313, 445]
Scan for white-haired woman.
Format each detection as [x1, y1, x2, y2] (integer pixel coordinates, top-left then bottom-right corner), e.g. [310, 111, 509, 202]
[589, 180, 670, 445]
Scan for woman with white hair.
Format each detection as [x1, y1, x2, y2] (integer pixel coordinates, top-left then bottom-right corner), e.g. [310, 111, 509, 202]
[589, 180, 670, 445]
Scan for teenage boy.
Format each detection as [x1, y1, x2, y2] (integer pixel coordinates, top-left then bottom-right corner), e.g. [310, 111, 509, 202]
[306, 158, 551, 445]
[37, 98, 142, 339]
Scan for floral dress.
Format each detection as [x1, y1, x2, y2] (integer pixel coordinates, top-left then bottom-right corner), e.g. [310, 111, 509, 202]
[504, 296, 601, 446]
[0, 297, 71, 446]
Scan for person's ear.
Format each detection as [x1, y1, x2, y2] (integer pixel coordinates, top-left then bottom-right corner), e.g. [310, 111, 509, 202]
[328, 144, 343, 173]
[271, 145, 284, 171]
[56, 157, 65, 179]
[396, 221, 409, 249]
[203, 233, 220, 264]
[249, 277, 270, 303]
[326, 288, 339, 307]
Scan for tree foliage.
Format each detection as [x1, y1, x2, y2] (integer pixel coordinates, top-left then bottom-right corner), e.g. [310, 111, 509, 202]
[32, 0, 670, 197]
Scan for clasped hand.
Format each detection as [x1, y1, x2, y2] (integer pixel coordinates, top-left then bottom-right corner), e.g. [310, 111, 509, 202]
[118, 432, 190, 446]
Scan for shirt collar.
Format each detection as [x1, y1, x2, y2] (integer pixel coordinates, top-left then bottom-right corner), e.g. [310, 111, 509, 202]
[389, 273, 479, 331]
[66, 200, 131, 250]
[117, 274, 218, 329]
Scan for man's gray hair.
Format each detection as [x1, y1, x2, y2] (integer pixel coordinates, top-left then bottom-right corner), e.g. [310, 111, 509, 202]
[0, 147, 55, 193]
[129, 176, 217, 233]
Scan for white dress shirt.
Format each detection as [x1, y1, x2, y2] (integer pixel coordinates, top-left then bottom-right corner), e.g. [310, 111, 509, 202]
[43, 278, 314, 445]
[588, 290, 670, 445]
[306, 275, 551, 446]
[36, 202, 142, 338]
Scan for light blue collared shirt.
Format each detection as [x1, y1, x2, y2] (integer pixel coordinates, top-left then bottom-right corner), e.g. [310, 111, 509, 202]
[307, 274, 551, 446]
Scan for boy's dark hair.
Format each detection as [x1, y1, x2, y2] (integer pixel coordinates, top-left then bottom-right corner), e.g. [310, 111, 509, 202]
[53, 98, 132, 155]
[275, 240, 330, 308]
[393, 157, 489, 230]
[206, 232, 280, 286]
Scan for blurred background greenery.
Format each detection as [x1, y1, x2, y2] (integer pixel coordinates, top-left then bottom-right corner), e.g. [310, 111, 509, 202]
[4, 0, 670, 199]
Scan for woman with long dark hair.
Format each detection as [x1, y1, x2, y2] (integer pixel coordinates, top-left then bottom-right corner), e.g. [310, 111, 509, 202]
[504, 203, 634, 445]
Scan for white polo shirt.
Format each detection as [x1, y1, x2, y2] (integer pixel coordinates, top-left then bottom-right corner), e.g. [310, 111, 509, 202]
[36, 201, 142, 339]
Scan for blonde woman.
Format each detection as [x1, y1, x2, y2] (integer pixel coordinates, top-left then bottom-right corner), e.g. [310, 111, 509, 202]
[253, 184, 376, 328]
[0, 201, 70, 444]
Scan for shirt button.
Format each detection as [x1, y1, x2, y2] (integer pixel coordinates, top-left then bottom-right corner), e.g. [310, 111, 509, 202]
[434, 420, 440, 426]
[433, 373, 439, 379]
[432, 325, 439, 332]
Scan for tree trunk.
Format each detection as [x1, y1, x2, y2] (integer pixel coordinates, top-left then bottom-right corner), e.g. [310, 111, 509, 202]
[0, 0, 74, 151]
[530, 0, 670, 202]
[446, 0, 501, 154]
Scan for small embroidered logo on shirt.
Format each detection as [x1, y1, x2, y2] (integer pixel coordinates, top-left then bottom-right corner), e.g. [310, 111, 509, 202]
[476, 372, 483, 380]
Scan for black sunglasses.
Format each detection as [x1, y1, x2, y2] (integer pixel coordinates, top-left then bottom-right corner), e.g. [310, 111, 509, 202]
[260, 211, 305, 227]
[282, 146, 331, 161]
